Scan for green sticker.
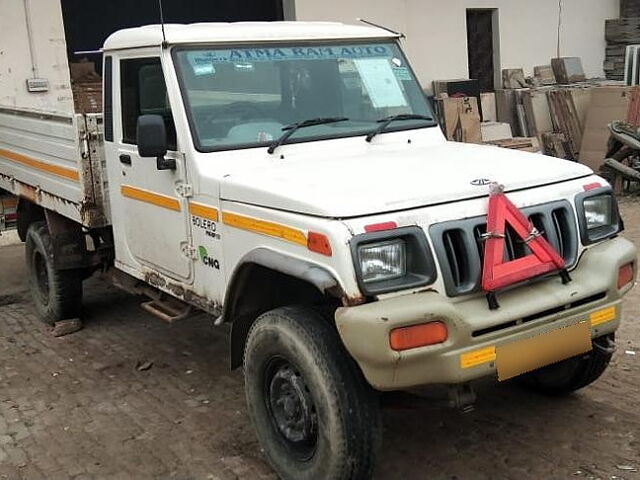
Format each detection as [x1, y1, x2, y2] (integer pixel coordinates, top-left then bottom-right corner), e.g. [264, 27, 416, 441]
[393, 66, 412, 81]
[198, 246, 220, 270]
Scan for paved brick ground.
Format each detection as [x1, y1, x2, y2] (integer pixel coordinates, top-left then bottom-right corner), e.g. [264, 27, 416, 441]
[1, 201, 640, 480]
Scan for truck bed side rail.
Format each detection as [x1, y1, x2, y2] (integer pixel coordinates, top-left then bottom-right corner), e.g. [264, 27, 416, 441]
[0, 107, 107, 228]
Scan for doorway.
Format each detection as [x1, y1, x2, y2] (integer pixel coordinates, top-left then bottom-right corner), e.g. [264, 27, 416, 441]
[466, 9, 500, 92]
[61, 0, 285, 56]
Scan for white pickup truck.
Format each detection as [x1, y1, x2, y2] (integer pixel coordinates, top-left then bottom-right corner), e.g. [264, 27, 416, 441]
[0, 6, 637, 479]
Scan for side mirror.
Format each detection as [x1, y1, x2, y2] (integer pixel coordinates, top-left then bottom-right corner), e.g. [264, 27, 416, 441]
[136, 114, 175, 170]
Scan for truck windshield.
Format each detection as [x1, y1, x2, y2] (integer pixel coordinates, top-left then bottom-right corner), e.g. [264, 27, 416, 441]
[173, 42, 436, 152]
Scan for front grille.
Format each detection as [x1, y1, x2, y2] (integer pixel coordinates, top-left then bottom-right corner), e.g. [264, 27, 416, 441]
[430, 200, 578, 297]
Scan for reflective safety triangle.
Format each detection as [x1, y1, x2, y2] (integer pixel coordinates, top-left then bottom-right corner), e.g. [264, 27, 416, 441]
[481, 188, 565, 292]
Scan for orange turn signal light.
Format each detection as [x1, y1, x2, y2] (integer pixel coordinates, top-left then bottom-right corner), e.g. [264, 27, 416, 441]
[307, 231, 332, 256]
[618, 262, 635, 289]
[389, 321, 448, 351]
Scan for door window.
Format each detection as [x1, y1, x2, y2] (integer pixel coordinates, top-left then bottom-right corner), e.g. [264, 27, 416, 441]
[120, 57, 177, 150]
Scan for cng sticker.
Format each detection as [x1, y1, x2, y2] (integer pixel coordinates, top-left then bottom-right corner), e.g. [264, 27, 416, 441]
[198, 246, 220, 270]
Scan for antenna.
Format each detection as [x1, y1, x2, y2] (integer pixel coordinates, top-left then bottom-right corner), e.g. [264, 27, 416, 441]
[357, 18, 405, 39]
[158, 0, 167, 47]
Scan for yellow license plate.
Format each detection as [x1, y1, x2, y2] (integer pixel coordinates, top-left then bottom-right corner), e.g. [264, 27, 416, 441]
[496, 321, 592, 381]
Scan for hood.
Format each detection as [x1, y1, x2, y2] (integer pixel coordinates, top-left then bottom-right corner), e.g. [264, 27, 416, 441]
[220, 139, 593, 218]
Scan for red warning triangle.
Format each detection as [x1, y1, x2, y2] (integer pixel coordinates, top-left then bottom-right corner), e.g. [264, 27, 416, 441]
[481, 186, 565, 292]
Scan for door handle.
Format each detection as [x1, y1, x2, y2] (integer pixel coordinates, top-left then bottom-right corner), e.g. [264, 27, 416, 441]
[119, 154, 132, 165]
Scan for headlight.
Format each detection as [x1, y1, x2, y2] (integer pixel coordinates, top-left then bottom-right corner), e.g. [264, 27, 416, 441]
[584, 195, 613, 230]
[576, 188, 621, 245]
[358, 240, 406, 283]
[351, 226, 437, 295]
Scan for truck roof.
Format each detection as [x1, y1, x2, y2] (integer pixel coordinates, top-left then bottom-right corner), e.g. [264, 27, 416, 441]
[103, 21, 398, 51]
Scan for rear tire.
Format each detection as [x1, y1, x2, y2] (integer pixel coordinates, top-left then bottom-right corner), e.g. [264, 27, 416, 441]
[25, 221, 83, 325]
[243, 306, 381, 480]
[517, 335, 614, 395]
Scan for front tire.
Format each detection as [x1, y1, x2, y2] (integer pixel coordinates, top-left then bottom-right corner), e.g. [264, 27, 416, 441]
[243, 306, 381, 480]
[25, 221, 83, 325]
[517, 335, 614, 395]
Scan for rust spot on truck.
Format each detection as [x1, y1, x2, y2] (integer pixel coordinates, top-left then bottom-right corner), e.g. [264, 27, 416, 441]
[144, 271, 222, 317]
[342, 294, 366, 307]
[80, 200, 108, 227]
[184, 290, 222, 317]
[18, 183, 38, 203]
[145, 271, 167, 289]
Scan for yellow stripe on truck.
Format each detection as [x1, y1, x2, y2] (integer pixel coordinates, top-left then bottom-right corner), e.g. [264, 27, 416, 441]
[460, 346, 497, 369]
[189, 202, 219, 221]
[120, 185, 181, 211]
[590, 306, 616, 326]
[222, 211, 307, 246]
[0, 148, 80, 182]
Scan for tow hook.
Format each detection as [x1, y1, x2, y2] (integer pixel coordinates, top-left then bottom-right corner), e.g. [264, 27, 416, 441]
[448, 383, 476, 413]
[593, 334, 616, 355]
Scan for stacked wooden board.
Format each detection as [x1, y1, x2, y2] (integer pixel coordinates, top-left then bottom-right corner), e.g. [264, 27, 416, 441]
[604, 5, 640, 81]
[621, 0, 640, 17]
[493, 80, 626, 163]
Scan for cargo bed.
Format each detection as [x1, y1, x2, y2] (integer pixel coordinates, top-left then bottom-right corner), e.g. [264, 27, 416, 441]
[0, 108, 108, 228]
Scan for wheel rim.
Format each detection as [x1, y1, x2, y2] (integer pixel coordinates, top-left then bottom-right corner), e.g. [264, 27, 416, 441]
[264, 357, 318, 460]
[33, 251, 50, 306]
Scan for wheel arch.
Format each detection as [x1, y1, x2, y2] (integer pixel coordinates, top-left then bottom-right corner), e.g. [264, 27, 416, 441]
[16, 197, 45, 241]
[224, 248, 346, 369]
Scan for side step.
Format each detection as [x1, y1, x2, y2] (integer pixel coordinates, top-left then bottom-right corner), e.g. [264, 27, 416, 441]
[141, 297, 192, 323]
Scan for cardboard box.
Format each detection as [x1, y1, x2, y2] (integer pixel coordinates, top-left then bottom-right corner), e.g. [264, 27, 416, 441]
[570, 87, 594, 130]
[437, 96, 482, 144]
[579, 86, 635, 171]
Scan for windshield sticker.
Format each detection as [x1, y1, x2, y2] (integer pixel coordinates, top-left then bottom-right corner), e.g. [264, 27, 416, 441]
[234, 62, 255, 72]
[188, 53, 216, 76]
[257, 131, 274, 142]
[185, 45, 393, 66]
[354, 58, 407, 108]
[342, 75, 361, 90]
[392, 66, 412, 81]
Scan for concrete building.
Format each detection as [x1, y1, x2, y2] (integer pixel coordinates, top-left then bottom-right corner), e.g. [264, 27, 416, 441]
[0, 0, 620, 114]
[290, 0, 619, 92]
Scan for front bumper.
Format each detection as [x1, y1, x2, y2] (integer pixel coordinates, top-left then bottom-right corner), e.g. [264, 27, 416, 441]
[335, 237, 637, 391]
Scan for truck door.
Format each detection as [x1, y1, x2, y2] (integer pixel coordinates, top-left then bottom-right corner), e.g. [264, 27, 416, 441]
[109, 54, 191, 281]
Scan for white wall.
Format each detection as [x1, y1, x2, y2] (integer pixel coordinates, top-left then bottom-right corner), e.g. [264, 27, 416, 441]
[294, 0, 619, 92]
[0, 0, 74, 115]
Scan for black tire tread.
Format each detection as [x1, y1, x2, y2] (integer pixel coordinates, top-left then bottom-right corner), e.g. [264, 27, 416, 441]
[243, 306, 381, 480]
[26, 221, 82, 325]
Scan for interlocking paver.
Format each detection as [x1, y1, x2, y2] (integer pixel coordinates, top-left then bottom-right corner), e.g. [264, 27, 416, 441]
[1, 200, 640, 479]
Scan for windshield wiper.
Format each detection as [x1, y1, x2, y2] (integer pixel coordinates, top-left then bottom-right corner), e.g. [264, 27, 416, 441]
[365, 114, 434, 142]
[267, 117, 349, 154]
